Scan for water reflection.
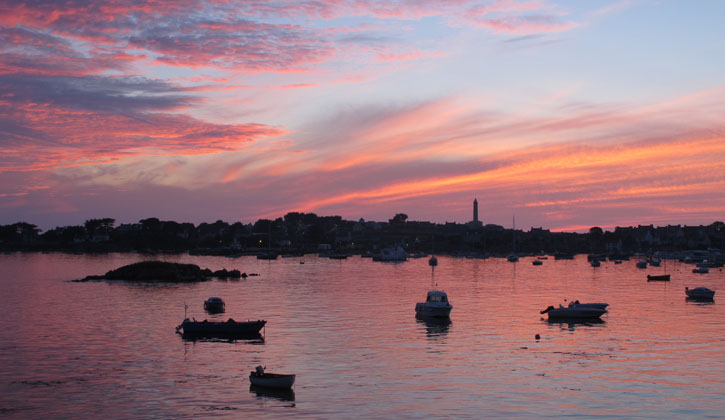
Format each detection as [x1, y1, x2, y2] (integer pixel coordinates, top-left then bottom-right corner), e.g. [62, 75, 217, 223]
[685, 297, 715, 305]
[544, 318, 606, 331]
[3, 252, 725, 418]
[415, 316, 451, 337]
[250, 385, 295, 402]
[178, 332, 265, 343]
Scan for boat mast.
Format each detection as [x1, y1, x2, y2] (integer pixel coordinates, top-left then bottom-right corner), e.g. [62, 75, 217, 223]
[512, 214, 516, 252]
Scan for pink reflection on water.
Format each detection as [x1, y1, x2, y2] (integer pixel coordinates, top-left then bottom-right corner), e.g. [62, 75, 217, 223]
[0, 253, 723, 418]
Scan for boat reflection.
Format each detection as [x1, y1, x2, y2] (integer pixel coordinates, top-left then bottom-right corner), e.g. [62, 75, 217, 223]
[685, 296, 715, 304]
[179, 332, 265, 343]
[416, 316, 451, 337]
[250, 385, 295, 402]
[544, 317, 606, 330]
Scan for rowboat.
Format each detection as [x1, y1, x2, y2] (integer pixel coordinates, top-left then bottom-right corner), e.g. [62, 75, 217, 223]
[647, 274, 671, 281]
[249, 366, 295, 389]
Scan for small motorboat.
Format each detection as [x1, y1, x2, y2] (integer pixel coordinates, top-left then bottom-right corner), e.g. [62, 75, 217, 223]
[541, 302, 607, 320]
[636, 260, 648, 269]
[685, 287, 715, 299]
[571, 302, 609, 310]
[415, 290, 453, 318]
[204, 296, 225, 313]
[692, 267, 709, 274]
[532, 259, 543, 266]
[249, 366, 295, 389]
[647, 274, 671, 281]
[507, 254, 519, 262]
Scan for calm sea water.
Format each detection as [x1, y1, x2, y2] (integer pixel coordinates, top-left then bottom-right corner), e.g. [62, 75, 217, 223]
[0, 252, 723, 419]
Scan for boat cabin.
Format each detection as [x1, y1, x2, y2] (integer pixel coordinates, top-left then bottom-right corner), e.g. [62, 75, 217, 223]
[426, 291, 449, 303]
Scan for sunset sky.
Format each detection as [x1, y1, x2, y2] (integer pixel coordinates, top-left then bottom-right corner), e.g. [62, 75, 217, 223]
[1, 0, 724, 231]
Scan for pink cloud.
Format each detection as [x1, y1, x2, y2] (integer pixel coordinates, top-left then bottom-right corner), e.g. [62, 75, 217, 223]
[477, 15, 576, 34]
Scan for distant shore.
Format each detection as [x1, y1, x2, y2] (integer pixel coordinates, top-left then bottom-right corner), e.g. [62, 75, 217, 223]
[2, 215, 723, 257]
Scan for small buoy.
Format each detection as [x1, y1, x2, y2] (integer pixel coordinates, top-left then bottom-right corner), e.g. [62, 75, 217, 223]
[535, 334, 541, 340]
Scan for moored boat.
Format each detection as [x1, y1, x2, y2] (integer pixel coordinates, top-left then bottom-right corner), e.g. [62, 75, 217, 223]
[572, 302, 609, 309]
[647, 274, 671, 281]
[415, 290, 453, 318]
[176, 318, 266, 336]
[692, 267, 709, 274]
[540, 302, 607, 320]
[373, 246, 408, 262]
[249, 366, 295, 389]
[428, 256, 438, 266]
[532, 259, 543, 266]
[685, 287, 715, 299]
[636, 260, 648, 269]
[257, 251, 278, 260]
[203, 296, 225, 313]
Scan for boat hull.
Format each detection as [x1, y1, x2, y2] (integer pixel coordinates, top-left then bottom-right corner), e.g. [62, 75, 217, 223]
[177, 319, 266, 335]
[249, 373, 295, 389]
[544, 307, 606, 320]
[415, 303, 452, 318]
[204, 302, 225, 313]
[647, 274, 670, 281]
[685, 288, 715, 299]
[575, 302, 609, 309]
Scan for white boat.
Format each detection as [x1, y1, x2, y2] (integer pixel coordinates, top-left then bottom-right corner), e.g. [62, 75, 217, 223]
[540, 302, 607, 319]
[685, 287, 715, 299]
[415, 290, 453, 318]
[373, 246, 408, 262]
[203, 296, 225, 313]
[249, 366, 295, 389]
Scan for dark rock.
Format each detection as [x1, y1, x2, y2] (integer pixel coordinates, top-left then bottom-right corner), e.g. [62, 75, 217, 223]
[81, 261, 211, 282]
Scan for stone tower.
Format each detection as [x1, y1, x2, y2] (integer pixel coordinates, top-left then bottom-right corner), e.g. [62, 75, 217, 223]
[473, 198, 479, 223]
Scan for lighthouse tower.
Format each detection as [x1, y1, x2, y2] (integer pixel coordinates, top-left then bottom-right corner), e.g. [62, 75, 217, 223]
[469, 198, 482, 227]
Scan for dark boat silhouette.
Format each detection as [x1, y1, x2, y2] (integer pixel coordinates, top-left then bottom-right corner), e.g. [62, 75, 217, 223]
[176, 318, 266, 338]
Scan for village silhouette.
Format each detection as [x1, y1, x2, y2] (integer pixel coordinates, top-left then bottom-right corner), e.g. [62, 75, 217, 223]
[2, 199, 723, 259]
